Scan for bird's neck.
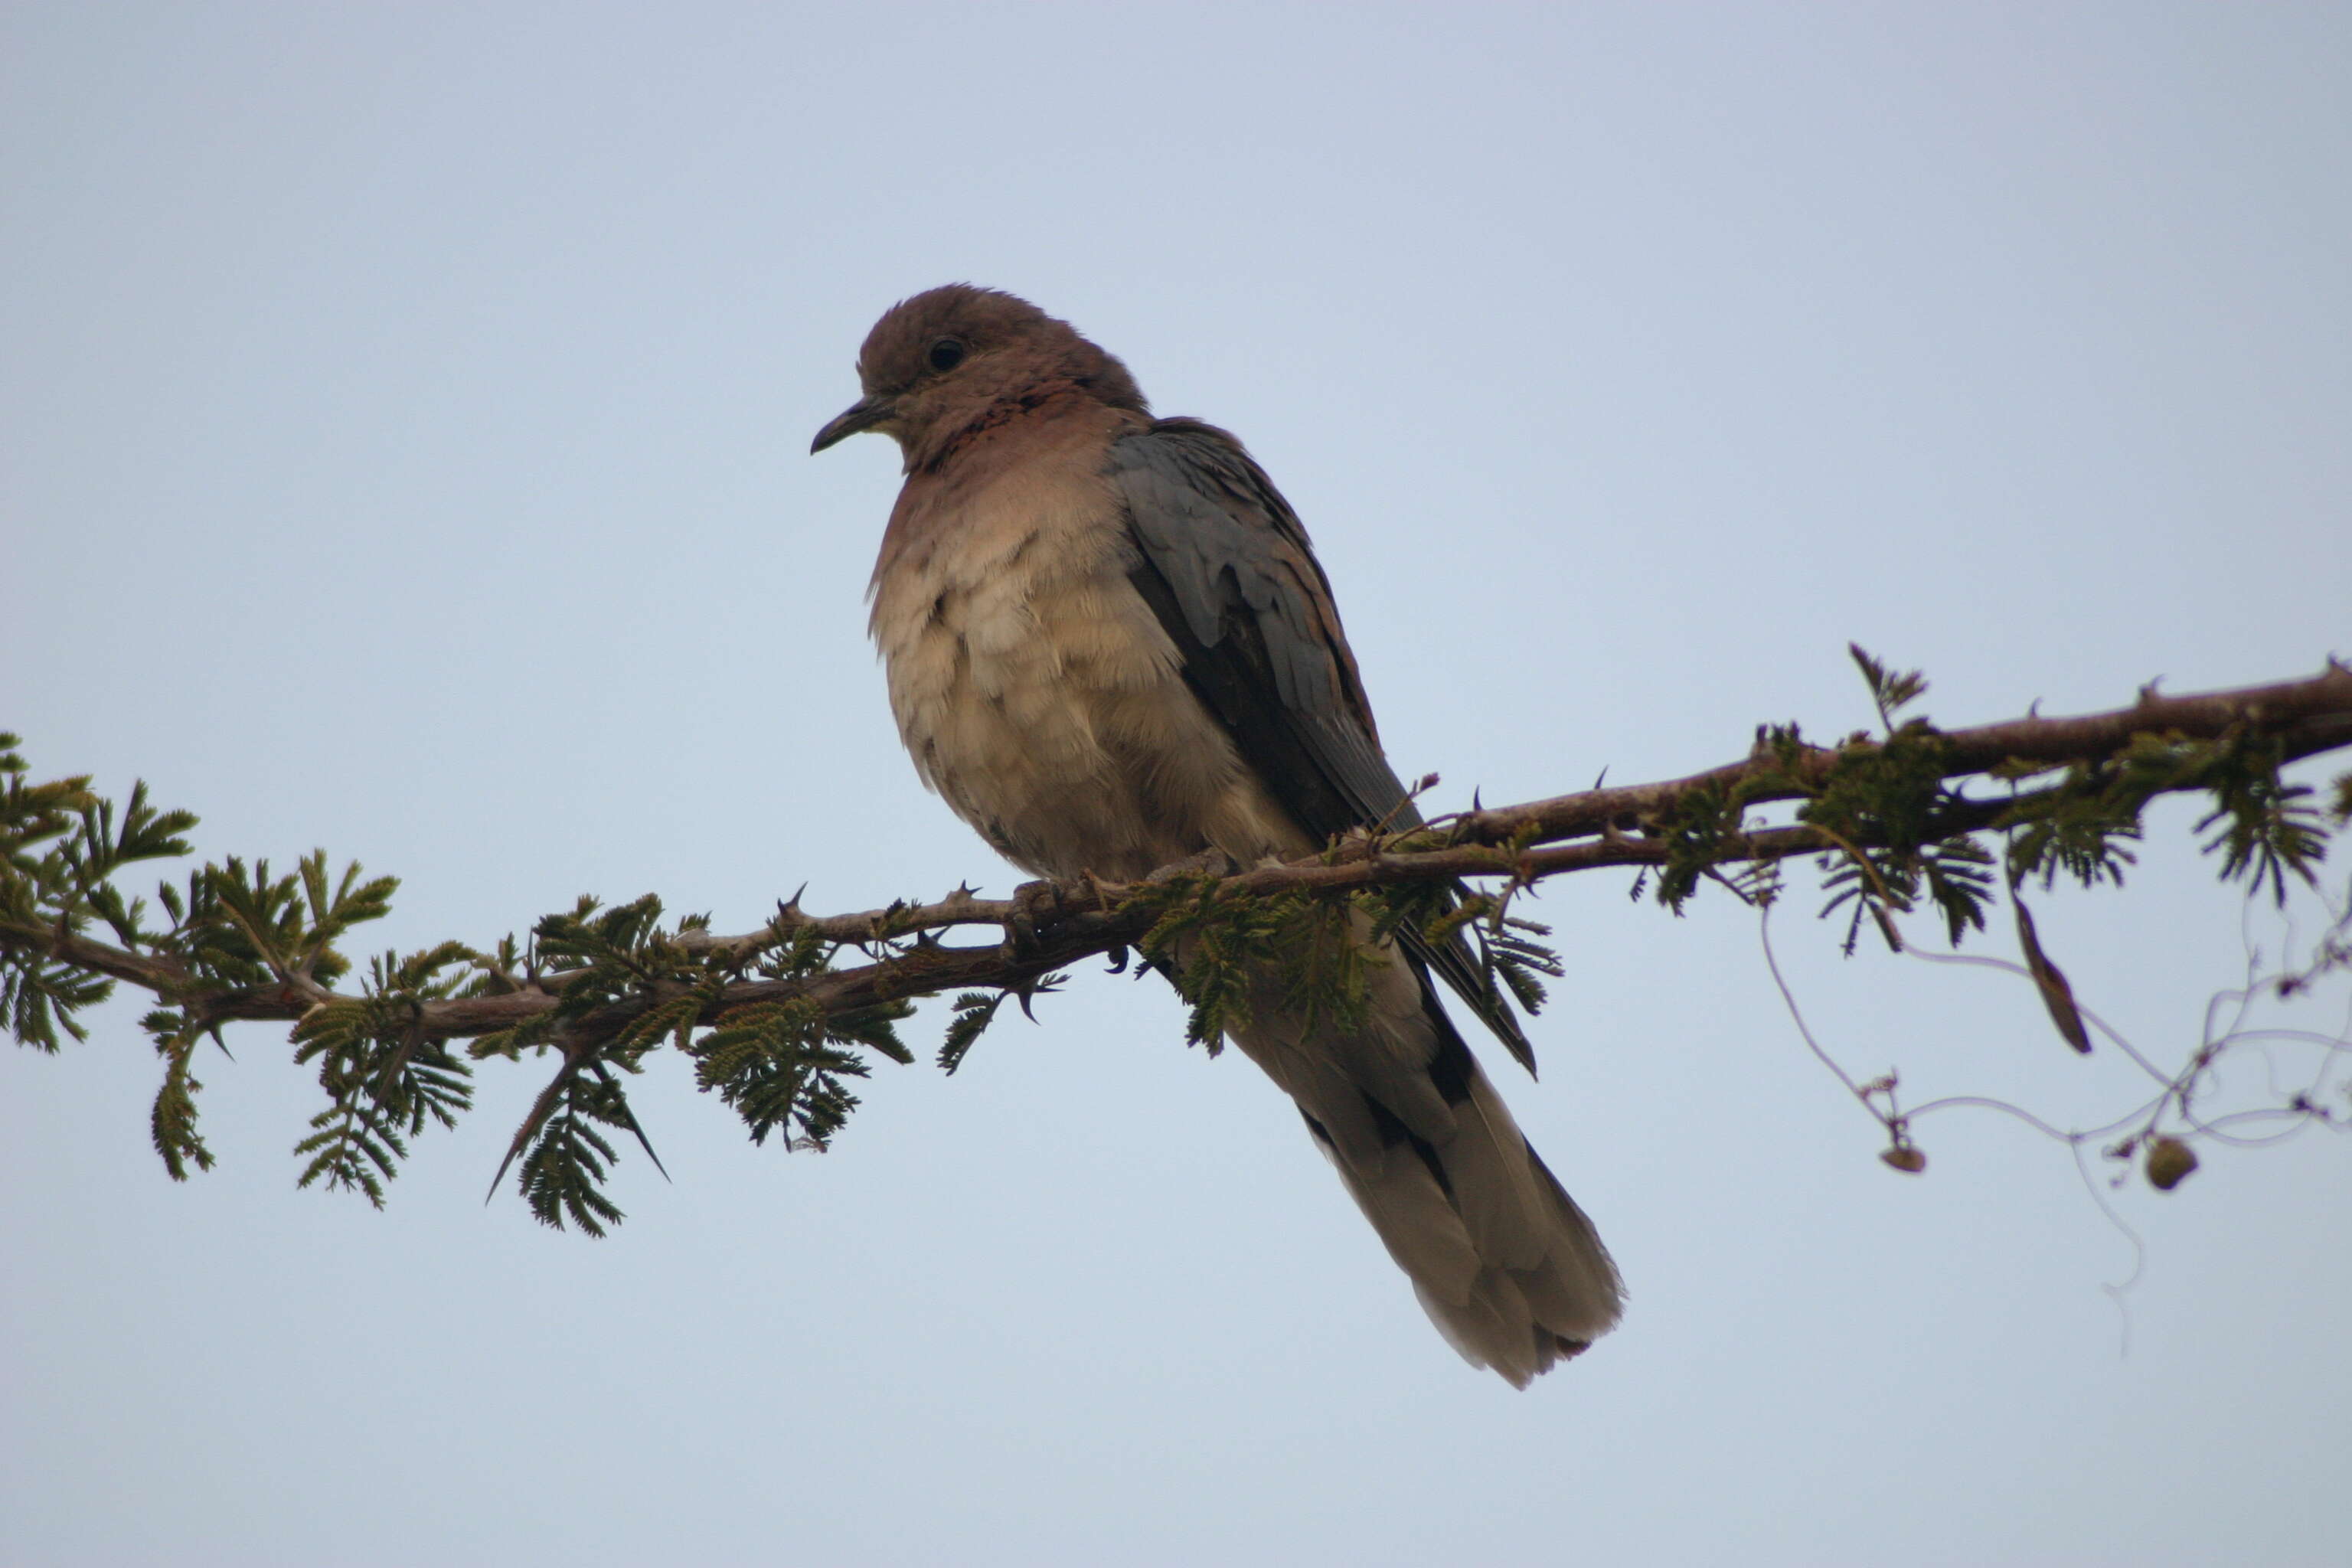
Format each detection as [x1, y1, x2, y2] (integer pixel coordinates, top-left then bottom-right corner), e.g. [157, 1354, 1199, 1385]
[906, 379, 1124, 475]
[871, 395, 1144, 592]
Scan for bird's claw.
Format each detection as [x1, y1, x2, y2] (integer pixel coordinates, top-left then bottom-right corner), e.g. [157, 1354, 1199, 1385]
[1001, 879, 1063, 961]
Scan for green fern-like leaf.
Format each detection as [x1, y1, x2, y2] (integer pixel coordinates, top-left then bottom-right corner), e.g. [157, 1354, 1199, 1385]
[938, 991, 1007, 1073]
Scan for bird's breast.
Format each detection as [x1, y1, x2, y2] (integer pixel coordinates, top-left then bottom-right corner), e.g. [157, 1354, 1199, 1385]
[867, 460, 1303, 881]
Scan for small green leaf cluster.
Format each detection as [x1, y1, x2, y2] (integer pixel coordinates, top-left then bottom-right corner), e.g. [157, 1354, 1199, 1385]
[477, 897, 916, 1233]
[1645, 653, 2336, 964]
[2, 737, 188, 1051]
[1405, 884, 1562, 1020]
[1783, 655, 1997, 950]
[697, 998, 861, 1152]
[690, 926, 915, 1155]
[2002, 728, 2328, 906]
[938, 991, 1009, 1074]
[508, 1059, 645, 1238]
[1127, 868, 1561, 1053]
[4, 737, 412, 1178]
[1807, 731, 1998, 953]
[1130, 874, 1302, 1048]
[291, 945, 479, 1205]
[1651, 776, 1762, 914]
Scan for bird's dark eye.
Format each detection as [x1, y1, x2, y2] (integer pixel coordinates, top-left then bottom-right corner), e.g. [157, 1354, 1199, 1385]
[927, 338, 965, 373]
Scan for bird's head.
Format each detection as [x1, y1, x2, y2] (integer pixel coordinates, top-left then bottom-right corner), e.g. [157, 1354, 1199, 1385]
[810, 284, 1147, 470]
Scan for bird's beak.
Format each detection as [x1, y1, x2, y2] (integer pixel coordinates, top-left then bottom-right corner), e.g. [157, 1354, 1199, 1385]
[810, 392, 896, 454]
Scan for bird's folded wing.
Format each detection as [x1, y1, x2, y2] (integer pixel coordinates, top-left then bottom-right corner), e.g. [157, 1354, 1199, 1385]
[1105, 418, 1539, 1073]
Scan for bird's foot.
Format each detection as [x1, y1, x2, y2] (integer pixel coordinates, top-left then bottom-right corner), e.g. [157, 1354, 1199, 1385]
[1001, 879, 1067, 962]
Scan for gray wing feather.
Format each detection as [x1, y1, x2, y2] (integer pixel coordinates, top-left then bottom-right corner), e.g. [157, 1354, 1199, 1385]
[1106, 418, 1538, 1071]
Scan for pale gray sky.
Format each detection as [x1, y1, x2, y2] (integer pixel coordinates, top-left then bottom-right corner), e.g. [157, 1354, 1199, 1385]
[5, 5, 2349, 1564]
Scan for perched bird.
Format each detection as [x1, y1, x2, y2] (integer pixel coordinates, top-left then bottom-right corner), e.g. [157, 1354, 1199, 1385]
[812, 286, 1623, 1384]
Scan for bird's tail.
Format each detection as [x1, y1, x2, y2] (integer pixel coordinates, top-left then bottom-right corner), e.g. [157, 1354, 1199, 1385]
[1222, 950, 1624, 1387]
[1332, 1065, 1622, 1387]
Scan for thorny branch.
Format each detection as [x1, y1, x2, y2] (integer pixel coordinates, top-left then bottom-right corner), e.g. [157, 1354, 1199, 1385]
[10, 664, 2351, 1059]
[7, 658, 2352, 1226]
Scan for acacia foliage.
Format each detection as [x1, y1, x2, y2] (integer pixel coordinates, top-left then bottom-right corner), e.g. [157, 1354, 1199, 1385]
[6, 652, 2350, 1231]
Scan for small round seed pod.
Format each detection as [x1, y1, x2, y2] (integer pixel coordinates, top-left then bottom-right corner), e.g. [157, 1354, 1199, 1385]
[2146, 1135, 2199, 1191]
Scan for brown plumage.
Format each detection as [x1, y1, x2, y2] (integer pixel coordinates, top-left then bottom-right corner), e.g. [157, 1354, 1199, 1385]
[814, 285, 1624, 1385]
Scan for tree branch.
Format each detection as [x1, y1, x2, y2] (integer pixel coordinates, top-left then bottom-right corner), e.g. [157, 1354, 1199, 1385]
[1449, 662, 2352, 848]
[11, 662, 2349, 1053]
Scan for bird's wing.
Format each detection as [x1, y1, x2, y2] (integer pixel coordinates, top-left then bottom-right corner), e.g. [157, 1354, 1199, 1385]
[1105, 417, 1538, 1072]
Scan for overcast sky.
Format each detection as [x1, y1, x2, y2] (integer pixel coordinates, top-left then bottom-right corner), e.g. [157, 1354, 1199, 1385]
[5, 5, 2349, 1565]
